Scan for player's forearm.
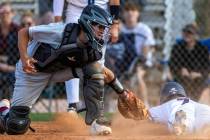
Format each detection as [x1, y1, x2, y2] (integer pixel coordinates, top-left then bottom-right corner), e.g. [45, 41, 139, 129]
[103, 67, 115, 83]
[18, 28, 30, 62]
[108, 77, 125, 94]
[109, 0, 120, 43]
[109, 0, 120, 22]
[103, 67, 124, 94]
[54, 16, 62, 22]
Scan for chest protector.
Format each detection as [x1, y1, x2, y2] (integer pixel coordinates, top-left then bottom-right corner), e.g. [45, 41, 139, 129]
[33, 23, 102, 73]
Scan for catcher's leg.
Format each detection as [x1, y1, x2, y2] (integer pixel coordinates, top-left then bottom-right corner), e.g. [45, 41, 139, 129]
[51, 68, 83, 116]
[82, 62, 111, 135]
[4, 63, 52, 135]
[12, 63, 51, 107]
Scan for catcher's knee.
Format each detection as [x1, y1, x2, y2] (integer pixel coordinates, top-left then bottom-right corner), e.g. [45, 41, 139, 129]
[5, 106, 31, 135]
[83, 62, 104, 90]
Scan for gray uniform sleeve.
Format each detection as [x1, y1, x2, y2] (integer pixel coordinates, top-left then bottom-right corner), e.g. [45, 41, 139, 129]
[28, 23, 65, 45]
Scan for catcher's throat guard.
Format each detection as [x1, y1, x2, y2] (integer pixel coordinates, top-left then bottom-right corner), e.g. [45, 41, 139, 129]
[32, 23, 102, 73]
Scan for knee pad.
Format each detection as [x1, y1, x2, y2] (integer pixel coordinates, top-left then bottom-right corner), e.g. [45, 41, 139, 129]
[5, 106, 31, 135]
[83, 63, 104, 97]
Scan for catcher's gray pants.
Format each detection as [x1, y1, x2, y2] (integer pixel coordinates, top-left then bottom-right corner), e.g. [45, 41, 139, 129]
[11, 61, 83, 107]
[11, 61, 104, 124]
[11, 61, 104, 125]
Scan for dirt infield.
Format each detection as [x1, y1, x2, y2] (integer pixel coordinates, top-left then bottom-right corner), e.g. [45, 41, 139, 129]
[1, 113, 210, 140]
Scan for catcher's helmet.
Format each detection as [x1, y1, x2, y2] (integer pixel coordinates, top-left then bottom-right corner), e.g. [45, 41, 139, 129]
[160, 82, 186, 104]
[78, 5, 113, 51]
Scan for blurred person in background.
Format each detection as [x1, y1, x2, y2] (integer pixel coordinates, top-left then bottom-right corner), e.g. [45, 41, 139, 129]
[53, 0, 120, 114]
[20, 11, 35, 28]
[0, 2, 19, 99]
[169, 24, 209, 101]
[200, 38, 210, 51]
[108, 2, 155, 106]
[120, 0, 147, 8]
[177, 35, 210, 53]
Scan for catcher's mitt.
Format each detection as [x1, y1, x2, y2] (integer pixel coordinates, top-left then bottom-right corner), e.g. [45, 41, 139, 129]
[118, 90, 150, 120]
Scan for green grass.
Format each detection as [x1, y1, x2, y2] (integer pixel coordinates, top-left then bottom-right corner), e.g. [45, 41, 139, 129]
[30, 112, 114, 122]
[30, 113, 55, 121]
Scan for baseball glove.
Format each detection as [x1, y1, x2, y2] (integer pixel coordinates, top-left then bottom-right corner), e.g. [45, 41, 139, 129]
[118, 90, 150, 120]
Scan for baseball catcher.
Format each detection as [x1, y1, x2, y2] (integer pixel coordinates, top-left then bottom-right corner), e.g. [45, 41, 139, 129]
[0, 4, 148, 136]
[0, 5, 115, 135]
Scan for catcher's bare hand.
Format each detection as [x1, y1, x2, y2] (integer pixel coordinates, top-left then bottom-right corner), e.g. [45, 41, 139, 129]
[22, 56, 37, 74]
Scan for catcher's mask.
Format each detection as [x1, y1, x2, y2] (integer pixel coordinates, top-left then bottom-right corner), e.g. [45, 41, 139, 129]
[78, 5, 113, 52]
[160, 82, 187, 104]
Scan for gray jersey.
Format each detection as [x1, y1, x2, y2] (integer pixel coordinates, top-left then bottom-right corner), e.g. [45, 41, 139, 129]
[26, 23, 102, 73]
[27, 22, 65, 57]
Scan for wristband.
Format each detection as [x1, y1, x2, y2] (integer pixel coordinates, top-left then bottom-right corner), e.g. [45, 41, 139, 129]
[108, 77, 124, 94]
[110, 5, 120, 20]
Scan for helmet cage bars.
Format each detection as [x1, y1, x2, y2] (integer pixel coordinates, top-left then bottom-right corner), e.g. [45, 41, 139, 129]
[88, 20, 111, 49]
[78, 5, 113, 51]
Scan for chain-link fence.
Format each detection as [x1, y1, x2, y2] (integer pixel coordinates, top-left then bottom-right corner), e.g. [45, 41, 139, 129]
[163, 0, 210, 103]
[0, 0, 210, 113]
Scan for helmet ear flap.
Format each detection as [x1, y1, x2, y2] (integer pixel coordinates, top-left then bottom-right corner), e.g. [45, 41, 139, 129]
[78, 19, 87, 34]
[78, 18, 93, 44]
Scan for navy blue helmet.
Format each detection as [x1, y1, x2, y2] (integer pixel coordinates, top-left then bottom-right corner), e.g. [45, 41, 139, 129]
[160, 82, 186, 104]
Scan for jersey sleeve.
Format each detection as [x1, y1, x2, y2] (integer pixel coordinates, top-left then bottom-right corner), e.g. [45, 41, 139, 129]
[53, 0, 65, 16]
[28, 23, 65, 45]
